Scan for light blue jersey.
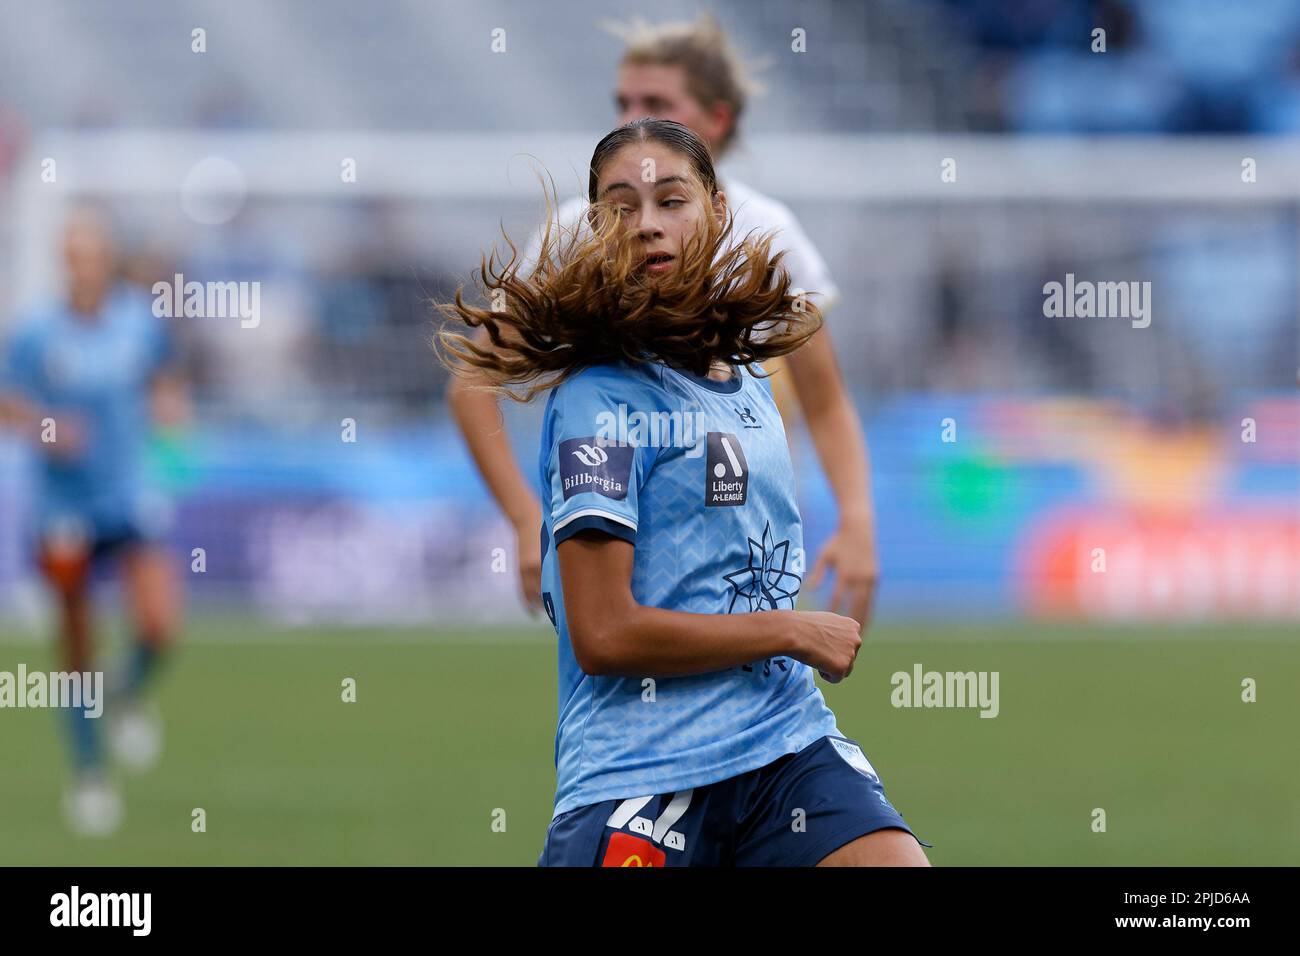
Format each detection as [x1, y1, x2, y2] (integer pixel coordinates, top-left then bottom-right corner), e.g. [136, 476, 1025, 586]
[538, 359, 842, 818]
[2, 284, 176, 540]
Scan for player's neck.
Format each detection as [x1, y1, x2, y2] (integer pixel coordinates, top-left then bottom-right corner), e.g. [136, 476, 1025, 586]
[704, 360, 737, 383]
[68, 286, 108, 318]
[644, 352, 737, 384]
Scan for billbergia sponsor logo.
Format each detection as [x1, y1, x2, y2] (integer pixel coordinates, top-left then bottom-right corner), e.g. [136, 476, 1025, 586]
[559, 436, 634, 501]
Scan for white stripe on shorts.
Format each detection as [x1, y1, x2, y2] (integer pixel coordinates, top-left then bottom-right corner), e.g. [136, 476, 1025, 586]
[605, 795, 654, 830]
[651, 789, 694, 844]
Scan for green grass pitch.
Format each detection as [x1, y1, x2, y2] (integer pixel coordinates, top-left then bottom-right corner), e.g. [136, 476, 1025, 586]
[1, 619, 1296, 865]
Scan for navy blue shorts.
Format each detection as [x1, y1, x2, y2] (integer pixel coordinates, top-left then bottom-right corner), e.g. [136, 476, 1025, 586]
[539, 734, 931, 867]
[31, 520, 149, 565]
[86, 527, 148, 562]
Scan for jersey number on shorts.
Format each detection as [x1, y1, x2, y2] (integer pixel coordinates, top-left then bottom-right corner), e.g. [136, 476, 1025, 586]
[602, 789, 694, 863]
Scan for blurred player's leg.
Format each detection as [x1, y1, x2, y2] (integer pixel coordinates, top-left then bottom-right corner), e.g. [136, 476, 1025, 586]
[108, 543, 179, 772]
[39, 532, 123, 837]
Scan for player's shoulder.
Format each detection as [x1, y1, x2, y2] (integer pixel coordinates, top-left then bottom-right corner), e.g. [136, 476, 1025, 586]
[535, 194, 589, 233]
[744, 362, 776, 394]
[108, 284, 158, 325]
[542, 363, 673, 459]
[521, 194, 589, 267]
[722, 177, 800, 232]
[546, 362, 679, 429]
[551, 361, 671, 409]
[723, 177, 839, 305]
[555, 194, 588, 224]
[4, 306, 60, 353]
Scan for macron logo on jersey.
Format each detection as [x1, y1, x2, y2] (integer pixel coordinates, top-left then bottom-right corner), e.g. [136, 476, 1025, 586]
[560, 436, 634, 501]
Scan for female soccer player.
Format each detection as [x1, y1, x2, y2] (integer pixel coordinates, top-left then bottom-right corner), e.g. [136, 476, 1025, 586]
[0, 207, 185, 836]
[447, 13, 879, 634]
[438, 119, 929, 866]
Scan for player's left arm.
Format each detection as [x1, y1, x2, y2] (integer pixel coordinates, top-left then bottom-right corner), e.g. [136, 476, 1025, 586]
[771, 201, 879, 632]
[0, 330, 51, 439]
[149, 314, 190, 428]
[150, 370, 190, 429]
[785, 320, 878, 633]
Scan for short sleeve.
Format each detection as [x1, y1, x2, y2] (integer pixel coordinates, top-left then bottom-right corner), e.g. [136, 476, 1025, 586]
[769, 205, 841, 312]
[542, 371, 662, 548]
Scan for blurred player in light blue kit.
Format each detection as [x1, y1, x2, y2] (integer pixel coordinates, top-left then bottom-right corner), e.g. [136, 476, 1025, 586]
[0, 206, 187, 836]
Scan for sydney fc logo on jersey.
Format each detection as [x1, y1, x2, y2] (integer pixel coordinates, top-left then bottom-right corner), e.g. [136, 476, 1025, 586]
[705, 432, 748, 506]
[559, 436, 634, 501]
[723, 522, 801, 612]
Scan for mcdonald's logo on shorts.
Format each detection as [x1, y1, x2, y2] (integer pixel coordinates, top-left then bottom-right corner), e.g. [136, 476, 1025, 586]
[602, 831, 666, 867]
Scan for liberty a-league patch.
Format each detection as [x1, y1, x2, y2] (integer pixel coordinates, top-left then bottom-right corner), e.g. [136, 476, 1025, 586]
[829, 737, 880, 781]
[705, 432, 748, 506]
[559, 436, 634, 501]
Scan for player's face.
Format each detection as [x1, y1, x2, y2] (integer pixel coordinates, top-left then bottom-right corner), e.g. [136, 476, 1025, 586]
[63, 214, 116, 311]
[615, 63, 730, 152]
[594, 141, 725, 277]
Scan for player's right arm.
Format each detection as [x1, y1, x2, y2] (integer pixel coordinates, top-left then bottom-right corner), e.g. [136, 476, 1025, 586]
[557, 530, 861, 680]
[0, 389, 72, 451]
[443, 202, 582, 612]
[445, 325, 544, 611]
[0, 327, 80, 456]
[0, 328, 36, 429]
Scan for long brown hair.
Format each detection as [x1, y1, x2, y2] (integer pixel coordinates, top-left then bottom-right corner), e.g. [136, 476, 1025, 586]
[434, 118, 822, 402]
